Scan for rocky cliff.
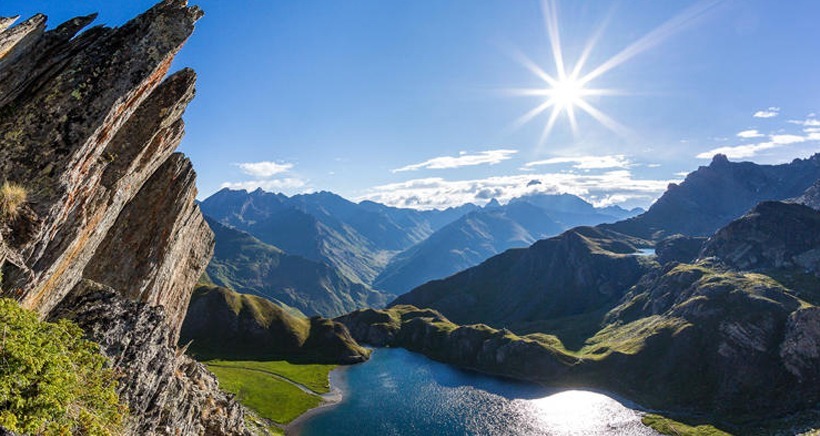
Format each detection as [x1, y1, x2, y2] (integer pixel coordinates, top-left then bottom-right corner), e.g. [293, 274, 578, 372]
[0, 2, 247, 434]
[701, 201, 820, 275]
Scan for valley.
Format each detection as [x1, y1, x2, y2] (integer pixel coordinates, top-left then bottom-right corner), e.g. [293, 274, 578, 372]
[0, 2, 818, 435]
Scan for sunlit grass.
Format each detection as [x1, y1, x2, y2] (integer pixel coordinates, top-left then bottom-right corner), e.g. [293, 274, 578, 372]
[642, 414, 732, 436]
[206, 360, 335, 394]
[206, 364, 322, 425]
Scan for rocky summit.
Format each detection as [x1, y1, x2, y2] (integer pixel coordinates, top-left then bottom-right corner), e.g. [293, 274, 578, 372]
[0, 2, 247, 434]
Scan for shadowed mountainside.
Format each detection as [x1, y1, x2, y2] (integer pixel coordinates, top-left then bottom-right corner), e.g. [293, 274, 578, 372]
[392, 226, 653, 330]
[180, 285, 370, 364]
[367, 196, 820, 429]
[606, 154, 820, 240]
[205, 216, 391, 317]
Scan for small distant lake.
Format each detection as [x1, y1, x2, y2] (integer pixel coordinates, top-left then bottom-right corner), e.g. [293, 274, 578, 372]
[633, 248, 656, 256]
[294, 348, 659, 436]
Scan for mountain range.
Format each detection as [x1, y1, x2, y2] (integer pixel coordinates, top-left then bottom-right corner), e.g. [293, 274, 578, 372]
[358, 180, 820, 427]
[396, 153, 820, 332]
[204, 216, 390, 317]
[201, 189, 643, 304]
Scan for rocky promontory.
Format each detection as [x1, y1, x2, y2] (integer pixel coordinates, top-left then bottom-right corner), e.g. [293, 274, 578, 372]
[0, 2, 247, 433]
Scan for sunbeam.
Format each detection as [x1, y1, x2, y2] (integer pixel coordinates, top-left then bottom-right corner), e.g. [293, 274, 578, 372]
[509, 0, 723, 145]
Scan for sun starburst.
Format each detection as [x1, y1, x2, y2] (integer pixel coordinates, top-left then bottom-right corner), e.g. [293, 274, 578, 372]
[510, 0, 723, 146]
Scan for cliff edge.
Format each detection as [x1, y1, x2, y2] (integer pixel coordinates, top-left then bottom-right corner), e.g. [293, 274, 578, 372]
[0, 2, 247, 434]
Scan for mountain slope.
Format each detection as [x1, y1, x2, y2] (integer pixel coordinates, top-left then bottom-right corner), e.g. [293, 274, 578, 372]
[607, 153, 820, 239]
[376, 195, 642, 295]
[700, 200, 820, 304]
[375, 202, 564, 294]
[205, 216, 391, 318]
[342, 205, 820, 427]
[180, 285, 370, 364]
[701, 201, 820, 274]
[200, 188, 477, 285]
[392, 226, 653, 329]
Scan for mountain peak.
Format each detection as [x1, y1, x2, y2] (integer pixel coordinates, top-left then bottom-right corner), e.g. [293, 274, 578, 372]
[710, 153, 730, 166]
[485, 198, 502, 209]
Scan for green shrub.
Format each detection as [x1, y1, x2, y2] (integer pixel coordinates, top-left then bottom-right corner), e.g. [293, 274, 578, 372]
[0, 182, 27, 221]
[0, 298, 126, 434]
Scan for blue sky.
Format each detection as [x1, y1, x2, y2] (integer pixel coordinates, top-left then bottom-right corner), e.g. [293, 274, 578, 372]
[3, 1, 819, 209]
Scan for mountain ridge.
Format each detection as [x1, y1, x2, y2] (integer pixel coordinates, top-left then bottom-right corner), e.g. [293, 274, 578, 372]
[606, 153, 820, 239]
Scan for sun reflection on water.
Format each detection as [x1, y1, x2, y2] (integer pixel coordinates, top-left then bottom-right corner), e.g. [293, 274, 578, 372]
[523, 390, 652, 435]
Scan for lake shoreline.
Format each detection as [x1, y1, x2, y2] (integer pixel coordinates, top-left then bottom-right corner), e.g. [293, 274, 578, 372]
[285, 366, 349, 435]
[291, 347, 664, 435]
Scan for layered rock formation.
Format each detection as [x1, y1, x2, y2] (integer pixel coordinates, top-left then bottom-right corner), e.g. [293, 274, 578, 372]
[0, 2, 246, 433]
[701, 201, 820, 275]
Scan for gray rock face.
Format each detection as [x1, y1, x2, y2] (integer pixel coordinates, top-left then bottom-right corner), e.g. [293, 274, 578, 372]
[85, 153, 214, 341]
[606, 153, 820, 239]
[51, 281, 246, 436]
[780, 307, 820, 383]
[790, 179, 820, 210]
[0, 2, 246, 434]
[0, 0, 203, 319]
[700, 201, 820, 274]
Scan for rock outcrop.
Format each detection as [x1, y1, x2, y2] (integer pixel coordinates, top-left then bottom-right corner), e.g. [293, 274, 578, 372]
[654, 234, 707, 265]
[0, 2, 246, 434]
[701, 201, 820, 275]
[51, 281, 246, 436]
[790, 179, 820, 210]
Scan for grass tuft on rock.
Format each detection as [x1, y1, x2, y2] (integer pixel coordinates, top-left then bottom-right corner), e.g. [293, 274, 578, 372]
[0, 182, 26, 221]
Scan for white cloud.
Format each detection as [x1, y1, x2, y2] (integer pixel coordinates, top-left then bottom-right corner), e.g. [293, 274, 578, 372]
[770, 134, 806, 145]
[524, 155, 632, 170]
[753, 107, 780, 118]
[736, 129, 764, 139]
[220, 178, 307, 192]
[788, 118, 820, 127]
[392, 149, 518, 173]
[236, 161, 294, 177]
[696, 134, 812, 160]
[357, 171, 677, 210]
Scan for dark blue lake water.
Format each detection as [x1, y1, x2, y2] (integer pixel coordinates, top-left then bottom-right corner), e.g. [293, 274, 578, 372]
[295, 347, 658, 436]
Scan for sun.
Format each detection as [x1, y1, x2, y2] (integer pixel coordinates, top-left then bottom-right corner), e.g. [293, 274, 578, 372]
[510, 0, 722, 145]
[549, 77, 584, 109]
